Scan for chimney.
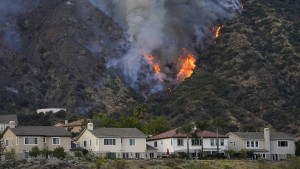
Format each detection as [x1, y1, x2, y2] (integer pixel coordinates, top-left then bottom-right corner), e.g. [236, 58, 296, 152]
[9, 121, 16, 129]
[65, 120, 68, 124]
[264, 128, 270, 152]
[87, 123, 93, 130]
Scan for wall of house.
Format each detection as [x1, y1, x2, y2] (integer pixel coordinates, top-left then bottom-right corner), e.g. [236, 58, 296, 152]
[270, 139, 295, 155]
[228, 133, 245, 151]
[147, 138, 174, 154]
[3, 129, 71, 154]
[121, 138, 146, 153]
[76, 130, 100, 152]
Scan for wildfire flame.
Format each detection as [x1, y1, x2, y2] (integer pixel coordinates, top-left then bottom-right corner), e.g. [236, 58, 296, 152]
[143, 52, 162, 81]
[176, 49, 196, 83]
[213, 25, 224, 42]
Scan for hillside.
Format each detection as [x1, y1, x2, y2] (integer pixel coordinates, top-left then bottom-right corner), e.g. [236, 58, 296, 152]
[0, 0, 138, 115]
[155, 0, 300, 134]
[0, 0, 299, 135]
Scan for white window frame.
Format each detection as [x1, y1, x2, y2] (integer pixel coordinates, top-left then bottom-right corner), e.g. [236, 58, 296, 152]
[246, 140, 259, 148]
[191, 138, 201, 146]
[130, 139, 135, 145]
[177, 139, 184, 146]
[52, 137, 60, 145]
[220, 139, 224, 146]
[154, 141, 157, 147]
[24, 137, 38, 145]
[210, 138, 215, 146]
[0, 124, 4, 130]
[278, 140, 288, 147]
[16, 137, 19, 145]
[104, 139, 116, 145]
[43, 137, 47, 143]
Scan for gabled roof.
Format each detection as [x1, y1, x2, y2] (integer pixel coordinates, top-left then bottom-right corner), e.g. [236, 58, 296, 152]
[89, 128, 146, 138]
[55, 119, 90, 127]
[0, 114, 18, 124]
[146, 144, 157, 151]
[147, 128, 228, 141]
[228, 132, 295, 140]
[10, 126, 71, 137]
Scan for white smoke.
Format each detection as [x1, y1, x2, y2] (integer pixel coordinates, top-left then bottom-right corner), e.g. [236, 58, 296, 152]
[89, 0, 242, 94]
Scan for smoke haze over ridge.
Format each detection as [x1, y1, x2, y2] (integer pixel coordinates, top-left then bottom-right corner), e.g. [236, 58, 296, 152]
[89, 0, 242, 94]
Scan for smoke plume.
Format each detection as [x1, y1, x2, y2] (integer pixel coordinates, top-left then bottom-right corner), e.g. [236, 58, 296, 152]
[89, 0, 242, 94]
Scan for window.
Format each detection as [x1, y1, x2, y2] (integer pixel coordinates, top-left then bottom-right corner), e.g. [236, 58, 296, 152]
[278, 141, 288, 147]
[84, 141, 87, 147]
[130, 139, 135, 145]
[246, 140, 259, 148]
[5, 139, 8, 146]
[104, 139, 116, 145]
[136, 153, 140, 159]
[24, 137, 38, 145]
[0, 124, 4, 130]
[171, 139, 172, 145]
[52, 137, 60, 145]
[43, 137, 47, 143]
[16, 137, 19, 145]
[191, 138, 201, 146]
[177, 139, 184, 146]
[154, 141, 157, 147]
[210, 139, 215, 146]
[220, 139, 224, 146]
[90, 140, 92, 146]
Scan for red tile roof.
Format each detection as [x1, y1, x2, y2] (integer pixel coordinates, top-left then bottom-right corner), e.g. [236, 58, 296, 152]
[147, 128, 228, 141]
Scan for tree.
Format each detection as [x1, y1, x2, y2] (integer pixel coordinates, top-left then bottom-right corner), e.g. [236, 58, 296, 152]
[53, 147, 66, 159]
[0, 138, 6, 160]
[176, 123, 194, 159]
[196, 120, 210, 157]
[212, 117, 225, 154]
[41, 147, 52, 159]
[295, 140, 300, 156]
[143, 116, 171, 135]
[133, 104, 147, 120]
[29, 146, 40, 158]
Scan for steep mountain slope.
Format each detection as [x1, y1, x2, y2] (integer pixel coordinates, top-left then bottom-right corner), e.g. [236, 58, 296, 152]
[157, 0, 300, 134]
[0, 0, 137, 115]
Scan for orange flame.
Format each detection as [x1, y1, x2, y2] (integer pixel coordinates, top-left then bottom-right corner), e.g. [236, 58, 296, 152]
[143, 52, 162, 80]
[176, 49, 196, 83]
[213, 25, 223, 42]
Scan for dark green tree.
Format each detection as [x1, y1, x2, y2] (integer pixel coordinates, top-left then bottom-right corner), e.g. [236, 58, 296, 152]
[176, 123, 194, 159]
[133, 104, 147, 120]
[295, 140, 300, 156]
[143, 116, 171, 135]
[53, 147, 66, 159]
[29, 146, 40, 158]
[0, 138, 6, 159]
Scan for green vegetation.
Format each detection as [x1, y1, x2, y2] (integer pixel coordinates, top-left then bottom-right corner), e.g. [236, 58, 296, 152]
[52, 147, 66, 159]
[29, 146, 40, 158]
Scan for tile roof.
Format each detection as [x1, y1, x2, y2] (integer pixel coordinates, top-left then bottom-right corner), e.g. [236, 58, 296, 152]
[229, 132, 295, 140]
[10, 126, 71, 137]
[0, 114, 18, 124]
[63, 119, 89, 127]
[89, 128, 146, 138]
[147, 128, 228, 141]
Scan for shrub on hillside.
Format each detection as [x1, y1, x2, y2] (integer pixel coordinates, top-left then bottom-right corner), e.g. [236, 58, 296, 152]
[53, 147, 66, 159]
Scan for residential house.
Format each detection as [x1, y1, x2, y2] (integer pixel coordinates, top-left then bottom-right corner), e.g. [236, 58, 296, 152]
[147, 128, 228, 158]
[54, 119, 90, 133]
[2, 124, 72, 159]
[75, 123, 150, 159]
[0, 114, 18, 134]
[227, 128, 295, 160]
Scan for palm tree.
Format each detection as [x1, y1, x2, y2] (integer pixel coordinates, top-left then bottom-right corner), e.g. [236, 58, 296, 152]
[176, 123, 194, 159]
[212, 117, 224, 154]
[196, 120, 210, 158]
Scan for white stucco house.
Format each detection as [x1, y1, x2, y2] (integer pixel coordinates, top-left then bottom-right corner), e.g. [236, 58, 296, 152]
[75, 123, 153, 159]
[227, 128, 295, 160]
[147, 128, 228, 158]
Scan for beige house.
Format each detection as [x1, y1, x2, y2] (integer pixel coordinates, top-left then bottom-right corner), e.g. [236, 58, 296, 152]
[2, 125, 72, 159]
[55, 119, 90, 133]
[227, 128, 295, 160]
[75, 123, 149, 159]
[0, 114, 18, 134]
